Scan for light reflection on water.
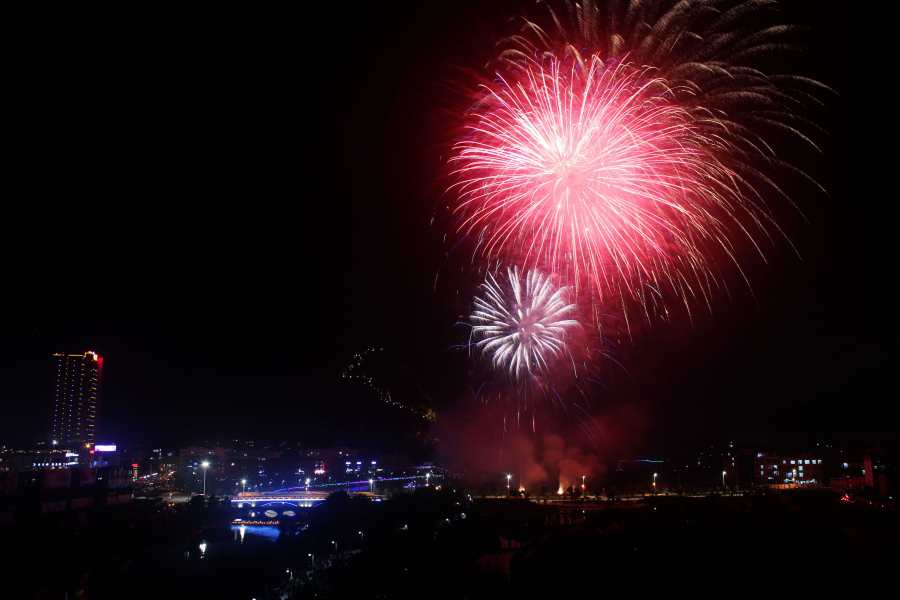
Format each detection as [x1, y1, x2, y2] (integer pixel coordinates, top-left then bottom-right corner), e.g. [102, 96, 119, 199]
[231, 524, 280, 543]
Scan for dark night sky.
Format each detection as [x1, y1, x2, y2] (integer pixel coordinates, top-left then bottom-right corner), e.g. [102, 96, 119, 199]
[2, 2, 895, 454]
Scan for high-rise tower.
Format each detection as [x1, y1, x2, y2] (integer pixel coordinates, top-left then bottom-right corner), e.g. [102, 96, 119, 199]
[50, 351, 103, 448]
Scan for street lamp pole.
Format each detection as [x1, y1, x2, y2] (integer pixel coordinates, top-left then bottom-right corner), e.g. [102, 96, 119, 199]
[653, 472, 657, 495]
[369, 479, 374, 494]
[359, 531, 364, 546]
[582, 475, 586, 500]
[722, 470, 726, 489]
[506, 474, 511, 498]
[202, 462, 209, 496]
[241, 479, 246, 495]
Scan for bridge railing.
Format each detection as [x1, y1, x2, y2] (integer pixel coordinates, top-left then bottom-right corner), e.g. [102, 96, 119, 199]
[237, 491, 331, 498]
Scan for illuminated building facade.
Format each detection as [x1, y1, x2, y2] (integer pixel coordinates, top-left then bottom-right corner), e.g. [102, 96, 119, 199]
[754, 454, 824, 485]
[49, 351, 102, 449]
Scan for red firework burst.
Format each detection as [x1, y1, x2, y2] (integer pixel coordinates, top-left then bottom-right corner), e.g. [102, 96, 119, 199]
[451, 55, 749, 318]
[446, 1, 829, 332]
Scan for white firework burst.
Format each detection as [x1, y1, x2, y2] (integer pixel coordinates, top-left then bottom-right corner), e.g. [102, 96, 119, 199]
[471, 267, 580, 378]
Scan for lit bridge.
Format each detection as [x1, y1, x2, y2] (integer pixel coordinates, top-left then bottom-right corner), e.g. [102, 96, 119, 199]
[231, 491, 380, 509]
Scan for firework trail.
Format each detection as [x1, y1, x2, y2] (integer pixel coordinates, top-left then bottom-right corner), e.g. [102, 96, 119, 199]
[471, 266, 579, 378]
[449, 0, 828, 325]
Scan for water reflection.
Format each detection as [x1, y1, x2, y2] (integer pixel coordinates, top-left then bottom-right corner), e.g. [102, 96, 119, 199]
[231, 524, 280, 543]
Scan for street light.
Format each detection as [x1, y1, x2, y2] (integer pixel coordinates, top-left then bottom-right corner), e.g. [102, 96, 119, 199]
[241, 479, 246, 495]
[332, 540, 337, 552]
[653, 472, 657, 494]
[582, 475, 586, 500]
[507, 474, 512, 497]
[305, 478, 310, 493]
[722, 470, 726, 487]
[202, 462, 209, 496]
[359, 531, 364, 546]
[369, 479, 374, 494]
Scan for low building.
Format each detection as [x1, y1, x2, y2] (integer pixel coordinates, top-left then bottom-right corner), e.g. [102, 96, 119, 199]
[0, 465, 133, 526]
[829, 476, 866, 490]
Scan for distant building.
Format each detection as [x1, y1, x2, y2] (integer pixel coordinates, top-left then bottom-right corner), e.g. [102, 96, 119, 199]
[722, 443, 756, 485]
[0, 465, 133, 526]
[178, 446, 283, 487]
[0, 448, 82, 470]
[49, 351, 103, 449]
[178, 446, 228, 477]
[829, 476, 866, 490]
[374, 454, 410, 470]
[224, 448, 282, 479]
[300, 447, 358, 462]
[754, 455, 824, 485]
[298, 447, 357, 474]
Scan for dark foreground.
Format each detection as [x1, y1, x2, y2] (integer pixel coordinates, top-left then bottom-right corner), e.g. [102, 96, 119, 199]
[3, 489, 898, 598]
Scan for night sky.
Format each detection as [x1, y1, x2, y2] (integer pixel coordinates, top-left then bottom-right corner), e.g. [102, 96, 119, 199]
[2, 2, 894, 455]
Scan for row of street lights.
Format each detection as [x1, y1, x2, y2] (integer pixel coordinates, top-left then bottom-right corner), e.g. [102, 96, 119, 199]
[499, 470, 741, 500]
[233, 476, 377, 495]
[506, 473, 589, 497]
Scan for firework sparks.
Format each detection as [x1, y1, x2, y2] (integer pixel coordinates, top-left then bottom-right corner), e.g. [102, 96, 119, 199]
[449, 0, 828, 323]
[453, 57, 740, 312]
[471, 267, 579, 378]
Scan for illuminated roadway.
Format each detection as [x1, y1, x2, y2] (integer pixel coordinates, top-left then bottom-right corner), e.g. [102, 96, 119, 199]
[232, 491, 382, 508]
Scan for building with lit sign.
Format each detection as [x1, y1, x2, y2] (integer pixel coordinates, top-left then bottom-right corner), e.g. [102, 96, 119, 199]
[49, 351, 102, 449]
